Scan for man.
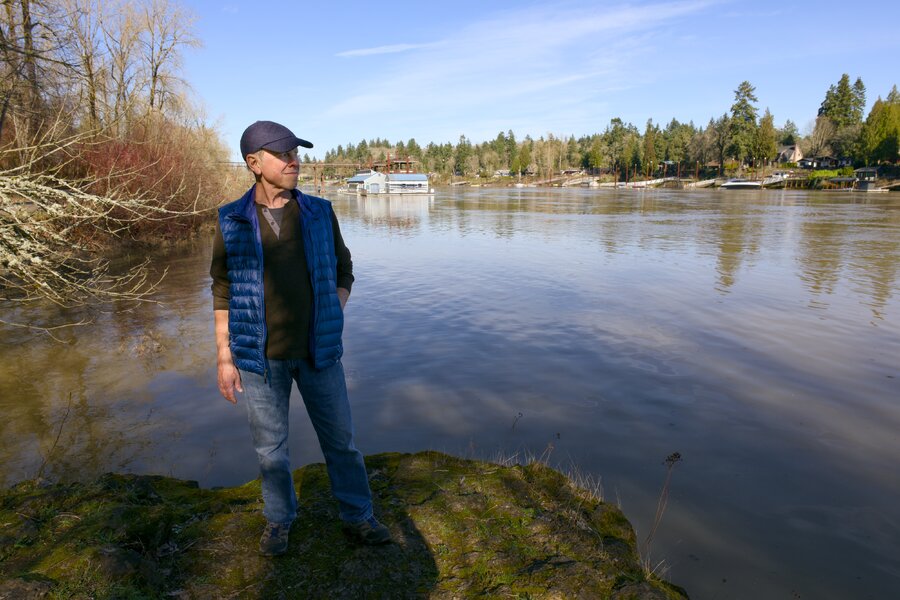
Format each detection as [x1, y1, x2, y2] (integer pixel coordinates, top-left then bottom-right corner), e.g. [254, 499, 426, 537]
[210, 120, 390, 556]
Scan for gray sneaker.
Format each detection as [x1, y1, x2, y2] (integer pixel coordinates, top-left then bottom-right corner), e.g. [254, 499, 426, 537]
[259, 521, 291, 556]
[344, 516, 392, 545]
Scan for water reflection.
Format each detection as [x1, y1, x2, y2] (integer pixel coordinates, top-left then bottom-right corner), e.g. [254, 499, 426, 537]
[2, 188, 899, 599]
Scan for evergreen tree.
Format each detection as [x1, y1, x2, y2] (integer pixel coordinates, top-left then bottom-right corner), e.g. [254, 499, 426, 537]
[852, 77, 867, 123]
[860, 88, 900, 163]
[819, 74, 857, 128]
[505, 130, 517, 171]
[518, 137, 532, 175]
[454, 135, 472, 175]
[728, 81, 759, 164]
[407, 138, 422, 160]
[711, 113, 731, 174]
[887, 85, 900, 103]
[587, 135, 604, 172]
[642, 119, 658, 175]
[664, 118, 693, 166]
[755, 109, 778, 163]
[780, 120, 799, 145]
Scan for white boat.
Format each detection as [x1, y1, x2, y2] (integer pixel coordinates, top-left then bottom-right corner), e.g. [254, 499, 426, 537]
[720, 178, 762, 190]
[761, 173, 787, 187]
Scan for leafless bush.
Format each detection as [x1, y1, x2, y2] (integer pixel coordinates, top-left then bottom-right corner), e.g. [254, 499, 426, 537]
[0, 0, 232, 333]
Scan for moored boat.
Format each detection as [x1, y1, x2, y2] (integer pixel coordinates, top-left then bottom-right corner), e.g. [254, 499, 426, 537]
[720, 178, 762, 190]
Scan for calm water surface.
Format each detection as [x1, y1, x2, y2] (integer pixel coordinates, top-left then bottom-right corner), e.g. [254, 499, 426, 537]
[2, 187, 899, 599]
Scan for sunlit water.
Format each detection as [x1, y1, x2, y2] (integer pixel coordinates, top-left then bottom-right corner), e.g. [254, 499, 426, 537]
[2, 187, 898, 599]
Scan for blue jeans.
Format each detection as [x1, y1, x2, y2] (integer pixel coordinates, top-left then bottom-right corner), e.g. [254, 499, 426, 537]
[237, 359, 373, 525]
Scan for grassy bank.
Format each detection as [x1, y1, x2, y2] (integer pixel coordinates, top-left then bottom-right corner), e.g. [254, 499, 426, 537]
[1, 451, 687, 599]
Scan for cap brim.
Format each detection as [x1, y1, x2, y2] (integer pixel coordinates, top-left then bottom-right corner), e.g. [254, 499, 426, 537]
[262, 135, 314, 152]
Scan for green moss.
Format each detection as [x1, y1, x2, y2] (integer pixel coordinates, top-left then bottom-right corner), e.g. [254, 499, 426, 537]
[0, 452, 687, 599]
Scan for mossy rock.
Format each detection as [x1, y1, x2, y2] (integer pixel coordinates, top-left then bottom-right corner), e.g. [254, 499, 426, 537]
[0, 451, 688, 599]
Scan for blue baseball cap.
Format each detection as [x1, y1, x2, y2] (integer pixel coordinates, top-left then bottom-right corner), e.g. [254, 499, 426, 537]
[239, 120, 313, 158]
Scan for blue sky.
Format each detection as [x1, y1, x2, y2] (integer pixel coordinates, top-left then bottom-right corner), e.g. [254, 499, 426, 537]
[180, 0, 900, 161]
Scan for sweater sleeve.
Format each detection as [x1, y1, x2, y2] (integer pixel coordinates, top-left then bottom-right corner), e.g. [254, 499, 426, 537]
[210, 220, 231, 311]
[332, 210, 354, 293]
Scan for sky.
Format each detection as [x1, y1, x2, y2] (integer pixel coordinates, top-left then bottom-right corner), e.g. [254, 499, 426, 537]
[179, 0, 900, 161]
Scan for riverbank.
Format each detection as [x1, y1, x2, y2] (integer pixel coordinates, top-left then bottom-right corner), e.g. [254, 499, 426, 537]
[0, 451, 687, 599]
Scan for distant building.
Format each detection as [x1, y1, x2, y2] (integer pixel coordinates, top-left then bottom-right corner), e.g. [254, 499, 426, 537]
[345, 169, 387, 193]
[798, 157, 818, 169]
[811, 156, 853, 169]
[777, 144, 803, 163]
[386, 173, 429, 193]
[854, 167, 878, 181]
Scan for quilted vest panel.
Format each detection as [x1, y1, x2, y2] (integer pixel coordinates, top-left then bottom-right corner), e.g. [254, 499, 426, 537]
[218, 187, 344, 374]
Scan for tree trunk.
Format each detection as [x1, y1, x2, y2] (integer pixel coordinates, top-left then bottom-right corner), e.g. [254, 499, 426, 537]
[20, 0, 41, 131]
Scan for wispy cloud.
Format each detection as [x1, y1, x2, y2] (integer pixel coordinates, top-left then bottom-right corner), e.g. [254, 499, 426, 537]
[336, 43, 441, 58]
[221, 4, 238, 14]
[322, 0, 718, 141]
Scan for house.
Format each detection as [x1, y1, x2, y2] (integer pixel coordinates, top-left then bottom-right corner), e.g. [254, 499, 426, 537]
[345, 169, 387, 194]
[798, 158, 819, 169]
[777, 144, 803, 163]
[494, 169, 511, 177]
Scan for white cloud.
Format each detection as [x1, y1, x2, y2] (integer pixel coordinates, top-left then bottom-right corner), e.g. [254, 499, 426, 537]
[336, 43, 442, 58]
[320, 0, 717, 142]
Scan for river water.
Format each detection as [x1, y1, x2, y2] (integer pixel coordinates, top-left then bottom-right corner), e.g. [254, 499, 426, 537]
[1, 187, 898, 599]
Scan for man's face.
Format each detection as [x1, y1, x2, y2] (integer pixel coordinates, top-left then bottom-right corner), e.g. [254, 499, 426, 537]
[249, 148, 300, 190]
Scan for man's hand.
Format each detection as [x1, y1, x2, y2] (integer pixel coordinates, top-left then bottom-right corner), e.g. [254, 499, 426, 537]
[214, 309, 241, 403]
[338, 287, 350, 310]
[217, 360, 242, 404]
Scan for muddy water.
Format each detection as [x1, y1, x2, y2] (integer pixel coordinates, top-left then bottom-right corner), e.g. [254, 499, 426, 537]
[2, 187, 899, 599]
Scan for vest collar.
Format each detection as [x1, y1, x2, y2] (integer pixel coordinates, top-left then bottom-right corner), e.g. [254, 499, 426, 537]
[229, 185, 257, 222]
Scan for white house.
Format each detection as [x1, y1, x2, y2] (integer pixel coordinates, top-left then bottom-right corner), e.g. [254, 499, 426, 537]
[345, 169, 387, 194]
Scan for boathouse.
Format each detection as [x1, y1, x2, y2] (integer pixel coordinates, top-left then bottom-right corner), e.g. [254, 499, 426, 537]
[346, 169, 387, 194]
[386, 173, 429, 193]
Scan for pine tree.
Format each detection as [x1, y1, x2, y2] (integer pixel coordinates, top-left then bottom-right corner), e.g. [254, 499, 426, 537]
[755, 109, 778, 163]
[642, 119, 658, 175]
[728, 81, 759, 165]
[781, 119, 799, 145]
[887, 85, 900, 104]
[819, 74, 856, 128]
[852, 77, 867, 123]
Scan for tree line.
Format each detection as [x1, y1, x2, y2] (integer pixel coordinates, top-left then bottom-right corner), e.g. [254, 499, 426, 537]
[322, 77, 900, 179]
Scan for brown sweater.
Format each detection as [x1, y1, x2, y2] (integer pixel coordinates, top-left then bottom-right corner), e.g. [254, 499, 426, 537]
[210, 200, 354, 359]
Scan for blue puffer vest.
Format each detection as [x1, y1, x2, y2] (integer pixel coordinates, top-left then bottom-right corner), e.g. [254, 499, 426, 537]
[218, 186, 344, 374]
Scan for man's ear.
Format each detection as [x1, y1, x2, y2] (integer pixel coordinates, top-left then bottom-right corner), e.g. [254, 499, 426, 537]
[246, 152, 262, 175]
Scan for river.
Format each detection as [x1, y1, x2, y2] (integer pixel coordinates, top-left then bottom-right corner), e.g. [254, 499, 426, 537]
[1, 186, 898, 599]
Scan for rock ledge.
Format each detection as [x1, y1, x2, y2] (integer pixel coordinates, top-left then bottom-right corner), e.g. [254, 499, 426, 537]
[0, 451, 687, 599]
